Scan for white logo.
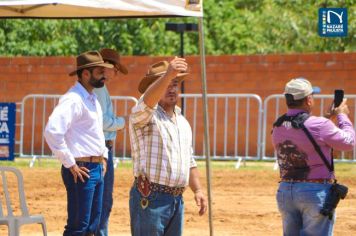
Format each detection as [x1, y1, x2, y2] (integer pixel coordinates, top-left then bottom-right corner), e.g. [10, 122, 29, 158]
[327, 10, 343, 24]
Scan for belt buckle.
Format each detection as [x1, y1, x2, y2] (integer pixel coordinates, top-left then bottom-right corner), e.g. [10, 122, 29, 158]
[77, 161, 86, 167]
[137, 174, 151, 197]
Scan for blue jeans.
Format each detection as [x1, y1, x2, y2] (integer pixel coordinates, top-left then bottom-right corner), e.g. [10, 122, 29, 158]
[96, 147, 114, 236]
[277, 182, 335, 236]
[129, 183, 184, 236]
[61, 163, 104, 236]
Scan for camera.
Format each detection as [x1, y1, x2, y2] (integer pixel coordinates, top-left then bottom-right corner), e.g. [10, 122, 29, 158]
[320, 183, 348, 219]
[334, 89, 344, 108]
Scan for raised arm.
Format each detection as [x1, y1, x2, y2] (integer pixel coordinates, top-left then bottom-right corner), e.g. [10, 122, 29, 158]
[143, 57, 187, 108]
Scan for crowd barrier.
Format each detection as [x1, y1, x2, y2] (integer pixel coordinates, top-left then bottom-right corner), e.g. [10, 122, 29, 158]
[180, 94, 263, 163]
[17, 94, 137, 166]
[16, 93, 356, 165]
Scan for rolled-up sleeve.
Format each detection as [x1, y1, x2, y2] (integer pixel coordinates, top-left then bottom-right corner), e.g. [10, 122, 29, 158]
[102, 113, 125, 131]
[130, 98, 155, 128]
[321, 114, 355, 151]
[44, 97, 80, 168]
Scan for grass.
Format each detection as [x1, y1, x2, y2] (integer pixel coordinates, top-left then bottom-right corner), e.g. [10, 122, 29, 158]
[1, 158, 355, 175]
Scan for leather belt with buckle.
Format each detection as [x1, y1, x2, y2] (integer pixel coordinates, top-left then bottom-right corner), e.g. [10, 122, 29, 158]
[105, 140, 113, 148]
[135, 177, 185, 196]
[281, 178, 333, 184]
[76, 156, 104, 163]
[150, 182, 185, 196]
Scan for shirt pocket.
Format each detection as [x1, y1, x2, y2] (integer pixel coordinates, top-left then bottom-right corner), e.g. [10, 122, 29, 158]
[142, 122, 154, 137]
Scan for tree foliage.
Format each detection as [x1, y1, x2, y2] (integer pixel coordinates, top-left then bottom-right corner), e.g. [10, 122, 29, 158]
[0, 0, 354, 56]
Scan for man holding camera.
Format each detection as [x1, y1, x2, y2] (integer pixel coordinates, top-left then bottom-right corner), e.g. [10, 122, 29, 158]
[271, 78, 355, 236]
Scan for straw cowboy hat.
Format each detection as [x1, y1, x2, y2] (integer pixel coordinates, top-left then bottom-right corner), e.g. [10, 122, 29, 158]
[138, 61, 189, 94]
[100, 48, 128, 74]
[69, 51, 113, 76]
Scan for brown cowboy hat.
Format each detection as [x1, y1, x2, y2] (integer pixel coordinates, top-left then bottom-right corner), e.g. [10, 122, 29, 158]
[100, 48, 128, 75]
[69, 51, 113, 76]
[138, 61, 189, 94]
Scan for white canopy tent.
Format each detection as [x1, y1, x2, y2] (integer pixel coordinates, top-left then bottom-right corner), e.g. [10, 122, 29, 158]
[0, 0, 214, 235]
[0, 0, 203, 18]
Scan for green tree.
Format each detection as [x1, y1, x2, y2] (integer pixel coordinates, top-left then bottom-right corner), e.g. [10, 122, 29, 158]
[0, 0, 354, 56]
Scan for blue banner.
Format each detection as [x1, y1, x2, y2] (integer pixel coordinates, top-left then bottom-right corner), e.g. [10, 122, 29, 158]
[319, 8, 348, 37]
[0, 103, 16, 161]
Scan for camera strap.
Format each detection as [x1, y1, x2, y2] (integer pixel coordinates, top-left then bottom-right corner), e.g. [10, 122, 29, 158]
[273, 112, 334, 173]
[300, 123, 334, 173]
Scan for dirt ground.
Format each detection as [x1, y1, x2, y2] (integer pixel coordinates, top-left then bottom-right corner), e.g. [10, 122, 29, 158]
[1, 161, 356, 236]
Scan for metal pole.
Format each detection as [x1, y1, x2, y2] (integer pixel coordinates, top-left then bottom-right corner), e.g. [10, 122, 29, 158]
[198, 17, 214, 236]
[180, 31, 185, 114]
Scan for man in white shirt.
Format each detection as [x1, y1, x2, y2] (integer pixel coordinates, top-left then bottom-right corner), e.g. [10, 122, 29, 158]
[44, 51, 112, 236]
[93, 48, 128, 236]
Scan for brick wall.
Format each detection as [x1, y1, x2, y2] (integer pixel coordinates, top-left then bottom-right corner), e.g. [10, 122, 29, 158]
[1, 53, 355, 157]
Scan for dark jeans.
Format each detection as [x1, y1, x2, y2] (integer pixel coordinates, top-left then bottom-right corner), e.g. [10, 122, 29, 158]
[129, 183, 184, 236]
[95, 147, 114, 236]
[61, 162, 104, 236]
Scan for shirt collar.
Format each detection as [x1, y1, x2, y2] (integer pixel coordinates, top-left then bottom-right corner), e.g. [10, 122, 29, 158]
[287, 108, 308, 116]
[157, 105, 182, 116]
[74, 81, 97, 101]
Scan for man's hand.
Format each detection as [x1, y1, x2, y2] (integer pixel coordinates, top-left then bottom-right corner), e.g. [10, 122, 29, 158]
[194, 190, 208, 216]
[103, 159, 107, 177]
[166, 57, 188, 79]
[143, 56, 188, 108]
[69, 164, 90, 183]
[334, 99, 349, 115]
[325, 98, 349, 118]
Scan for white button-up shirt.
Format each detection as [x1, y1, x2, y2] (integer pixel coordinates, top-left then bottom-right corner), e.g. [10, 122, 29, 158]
[44, 82, 108, 168]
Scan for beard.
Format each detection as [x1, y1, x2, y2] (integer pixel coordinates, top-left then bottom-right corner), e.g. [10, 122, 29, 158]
[89, 75, 105, 88]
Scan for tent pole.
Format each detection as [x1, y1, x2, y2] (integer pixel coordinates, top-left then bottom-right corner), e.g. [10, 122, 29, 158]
[198, 17, 213, 236]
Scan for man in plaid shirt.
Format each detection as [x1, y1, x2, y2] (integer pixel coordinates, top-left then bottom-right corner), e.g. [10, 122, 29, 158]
[129, 57, 207, 236]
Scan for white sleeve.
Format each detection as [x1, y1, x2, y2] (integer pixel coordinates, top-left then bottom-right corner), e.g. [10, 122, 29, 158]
[44, 96, 81, 168]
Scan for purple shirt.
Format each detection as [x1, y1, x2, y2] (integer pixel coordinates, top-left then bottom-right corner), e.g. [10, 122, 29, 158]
[272, 109, 355, 180]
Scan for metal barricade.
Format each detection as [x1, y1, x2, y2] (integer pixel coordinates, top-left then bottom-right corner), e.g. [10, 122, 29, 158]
[20, 94, 61, 162]
[14, 102, 22, 157]
[262, 94, 356, 162]
[19, 93, 265, 164]
[110, 96, 137, 163]
[19, 94, 137, 166]
[180, 94, 263, 161]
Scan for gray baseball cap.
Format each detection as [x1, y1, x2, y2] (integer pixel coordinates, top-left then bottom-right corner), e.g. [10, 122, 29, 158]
[284, 78, 320, 100]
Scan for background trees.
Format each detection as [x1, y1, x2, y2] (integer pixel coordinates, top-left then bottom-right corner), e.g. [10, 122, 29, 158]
[0, 0, 354, 56]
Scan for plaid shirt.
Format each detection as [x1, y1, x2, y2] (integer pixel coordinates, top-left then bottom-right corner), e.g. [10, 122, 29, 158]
[129, 98, 197, 187]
